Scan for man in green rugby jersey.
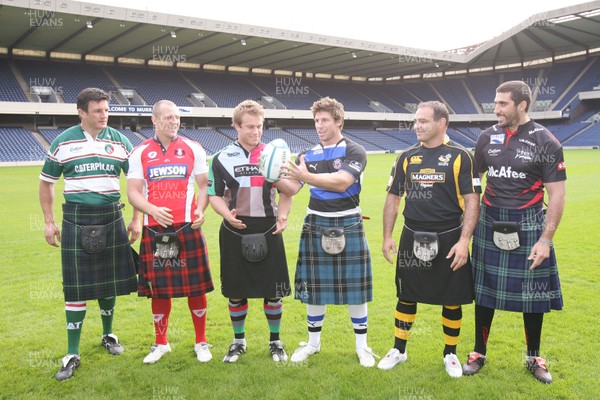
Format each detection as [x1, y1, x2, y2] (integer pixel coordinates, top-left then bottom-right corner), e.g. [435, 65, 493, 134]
[39, 88, 140, 381]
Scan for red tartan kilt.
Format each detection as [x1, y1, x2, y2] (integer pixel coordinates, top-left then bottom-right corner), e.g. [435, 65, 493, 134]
[138, 223, 214, 298]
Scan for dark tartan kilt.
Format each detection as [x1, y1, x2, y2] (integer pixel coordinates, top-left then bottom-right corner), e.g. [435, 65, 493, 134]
[472, 204, 563, 313]
[396, 220, 474, 305]
[294, 213, 373, 305]
[61, 202, 137, 301]
[219, 217, 290, 299]
[138, 223, 214, 298]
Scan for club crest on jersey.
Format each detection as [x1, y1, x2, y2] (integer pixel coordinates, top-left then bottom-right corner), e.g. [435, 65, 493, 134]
[491, 134, 505, 144]
[148, 164, 188, 181]
[104, 144, 114, 154]
[438, 153, 452, 166]
[148, 151, 158, 159]
[332, 158, 342, 170]
[174, 148, 185, 158]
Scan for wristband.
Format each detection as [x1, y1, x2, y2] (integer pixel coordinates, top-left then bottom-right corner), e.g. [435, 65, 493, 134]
[539, 238, 553, 247]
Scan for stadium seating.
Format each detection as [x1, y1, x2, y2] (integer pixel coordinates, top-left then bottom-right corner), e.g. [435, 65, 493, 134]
[0, 59, 29, 102]
[15, 59, 118, 104]
[1, 55, 600, 161]
[0, 127, 47, 161]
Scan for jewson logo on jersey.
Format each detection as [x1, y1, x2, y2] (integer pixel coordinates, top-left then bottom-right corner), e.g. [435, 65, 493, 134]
[490, 134, 505, 144]
[234, 164, 260, 177]
[487, 165, 526, 179]
[148, 164, 188, 181]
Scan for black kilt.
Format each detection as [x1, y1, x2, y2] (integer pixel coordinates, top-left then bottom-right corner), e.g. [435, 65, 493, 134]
[396, 219, 474, 305]
[61, 202, 137, 301]
[219, 217, 290, 299]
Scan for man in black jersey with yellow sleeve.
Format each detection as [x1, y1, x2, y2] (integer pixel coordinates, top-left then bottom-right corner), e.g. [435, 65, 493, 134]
[378, 101, 481, 377]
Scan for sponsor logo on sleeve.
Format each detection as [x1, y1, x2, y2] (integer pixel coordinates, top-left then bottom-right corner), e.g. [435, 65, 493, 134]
[557, 161, 566, 171]
[348, 160, 363, 172]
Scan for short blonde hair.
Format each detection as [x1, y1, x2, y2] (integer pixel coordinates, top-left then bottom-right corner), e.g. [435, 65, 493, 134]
[232, 100, 264, 126]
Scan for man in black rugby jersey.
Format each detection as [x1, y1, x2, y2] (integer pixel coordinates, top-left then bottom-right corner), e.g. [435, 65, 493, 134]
[378, 101, 481, 377]
[463, 80, 566, 384]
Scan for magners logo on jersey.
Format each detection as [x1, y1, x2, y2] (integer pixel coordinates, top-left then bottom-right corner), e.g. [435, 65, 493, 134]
[410, 168, 445, 184]
[148, 164, 188, 180]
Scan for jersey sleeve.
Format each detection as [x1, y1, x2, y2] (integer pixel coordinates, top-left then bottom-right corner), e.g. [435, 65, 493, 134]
[190, 141, 208, 176]
[540, 136, 567, 183]
[207, 153, 225, 196]
[119, 133, 134, 175]
[386, 153, 406, 197]
[457, 149, 482, 194]
[126, 145, 146, 180]
[474, 132, 488, 175]
[39, 140, 63, 183]
[340, 142, 366, 180]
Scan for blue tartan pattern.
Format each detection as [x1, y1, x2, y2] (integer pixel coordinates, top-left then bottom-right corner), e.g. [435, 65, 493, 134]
[61, 202, 137, 301]
[472, 204, 563, 313]
[294, 214, 372, 305]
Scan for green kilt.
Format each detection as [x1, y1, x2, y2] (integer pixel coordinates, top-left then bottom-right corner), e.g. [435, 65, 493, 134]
[61, 202, 137, 301]
[472, 204, 563, 313]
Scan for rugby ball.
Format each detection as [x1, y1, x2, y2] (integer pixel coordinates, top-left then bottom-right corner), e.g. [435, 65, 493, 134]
[259, 138, 291, 182]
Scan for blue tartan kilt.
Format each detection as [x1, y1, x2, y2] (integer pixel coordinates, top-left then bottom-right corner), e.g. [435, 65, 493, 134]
[472, 204, 563, 313]
[294, 213, 373, 305]
[61, 202, 137, 301]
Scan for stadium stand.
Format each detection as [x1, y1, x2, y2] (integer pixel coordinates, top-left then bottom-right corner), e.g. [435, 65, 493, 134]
[183, 71, 265, 108]
[178, 127, 232, 155]
[106, 66, 197, 107]
[1, 54, 600, 163]
[0, 59, 29, 102]
[15, 59, 118, 104]
[0, 127, 47, 161]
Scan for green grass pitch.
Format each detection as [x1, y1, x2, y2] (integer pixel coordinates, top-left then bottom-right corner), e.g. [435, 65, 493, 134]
[0, 150, 598, 399]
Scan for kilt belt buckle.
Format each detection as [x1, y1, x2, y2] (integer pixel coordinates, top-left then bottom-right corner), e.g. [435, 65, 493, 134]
[492, 221, 520, 251]
[80, 225, 107, 254]
[321, 226, 345, 255]
[241, 233, 268, 263]
[154, 232, 180, 259]
[412, 231, 438, 262]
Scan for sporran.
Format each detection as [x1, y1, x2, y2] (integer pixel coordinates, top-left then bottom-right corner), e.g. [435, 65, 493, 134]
[412, 231, 439, 262]
[80, 225, 107, 254]
[321, 226, 346, 255]
[492, 221, 520, 251]
[154, 232, 180, 259]
[241, 233, 268, 262]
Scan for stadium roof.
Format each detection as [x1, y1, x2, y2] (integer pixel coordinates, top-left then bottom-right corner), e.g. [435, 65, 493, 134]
[1, 0, 600, 79]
